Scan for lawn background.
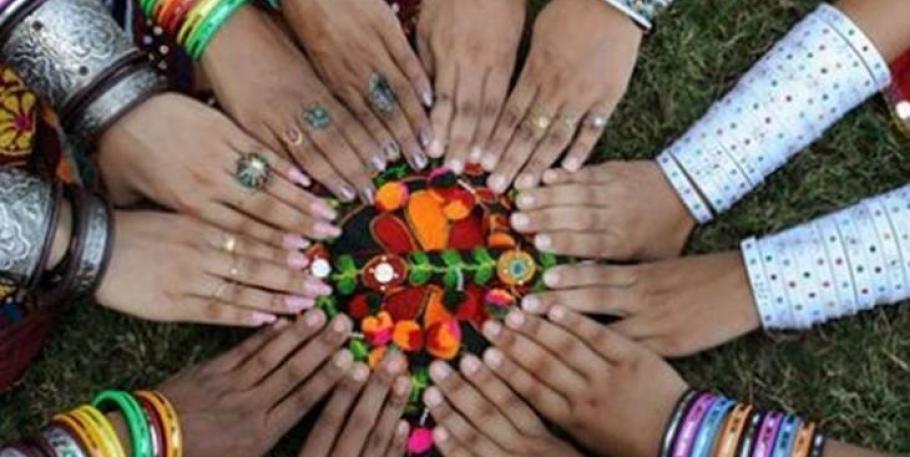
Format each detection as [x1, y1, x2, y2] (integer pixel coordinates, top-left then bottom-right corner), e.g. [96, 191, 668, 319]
[2, 0, 909, 454]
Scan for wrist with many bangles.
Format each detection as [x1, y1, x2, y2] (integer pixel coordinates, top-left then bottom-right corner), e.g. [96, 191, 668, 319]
[139, 0, 251, 61]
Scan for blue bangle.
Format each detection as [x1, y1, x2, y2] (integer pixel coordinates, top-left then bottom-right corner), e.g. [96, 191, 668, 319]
[691, 397, 736, 457]
[771, 415, 800, 457]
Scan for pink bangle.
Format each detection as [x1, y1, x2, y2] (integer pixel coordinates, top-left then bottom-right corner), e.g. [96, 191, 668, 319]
[752, 411, 783, 457]
[672, 392, 718, 457]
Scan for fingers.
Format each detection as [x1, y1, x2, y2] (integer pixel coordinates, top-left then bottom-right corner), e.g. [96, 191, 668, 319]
[200, 251, 332, 302]
[510, 207, 611, 234]
[204, 204, 294, 250]
[382, 422, 410, 457]
[362, 376, 411, 457]
[367, 67, 430, 171]
[428, 62, 456, 159]
[339, 87, 400, 163]
[324, 97, 388, 173]
[378, 15, 433, 110]
[540, 264, 639, 290]
[540, 162, 615, 186]
[297, 364, 370, 457]
[521, 287, 631, 316]
[456, 355, 546, 437]
[514, 184, 611, 212]
[268, 347, 353, 433]
[444, 66, 484, 173]
[281, 125, 359, 203]
[470, 69, 511, 164]
[481, 345, 570, 428]
[546, 305, 638, 364]
[488, 91, 561, 194]
[514, 103, 587, 190]
[232, 309, 327, 388]
[176, 295, 280, 327]
[529, 231, 624, 259]
[502, 310, 604, 382]
[483, 75, 537, 183]
[423, 386, 505, 457]
[433, 428, 474, 457]
[200, 227, 290, 265]
[206, 319, 289, 373]
[560, 105, 610, 172]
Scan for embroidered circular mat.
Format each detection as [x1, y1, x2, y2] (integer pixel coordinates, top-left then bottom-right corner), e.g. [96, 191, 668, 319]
[302, 163, 565, 455]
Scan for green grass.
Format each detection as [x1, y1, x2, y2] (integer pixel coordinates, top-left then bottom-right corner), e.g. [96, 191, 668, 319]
[2, 0, 910, 454]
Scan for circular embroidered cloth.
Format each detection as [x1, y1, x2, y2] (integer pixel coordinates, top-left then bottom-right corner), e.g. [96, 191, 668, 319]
[302, 163, 563, 455]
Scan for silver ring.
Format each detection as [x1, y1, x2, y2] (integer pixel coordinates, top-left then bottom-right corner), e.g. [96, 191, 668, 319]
[368, 72, 397, 117]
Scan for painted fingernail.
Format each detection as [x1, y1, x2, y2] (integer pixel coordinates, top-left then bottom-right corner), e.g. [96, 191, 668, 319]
[386, 353, 406, 374]
[548, 305, 567, 322]
[433, 426, 450, 444]
[282, 234, 311, 250]
[460, 355, 480, 375]
[543, 268, 560, 287]
[333, 350, 353, 369]
[482, 320, 502, 338]
[515, 174, 536, 190]
[516, 193, 534, 209]
[313, 222, 342, 239]
[428, 139, 445, 158]
[447, 158, 464, 175]
[429, 361, 452, 381]
[542, 169, 559, 183]
[385, 142, 401, 160]
[285, 295, 314, 313]
[371, 154, 387, 173]
[332, 314, 350, 333]
[488, 174, 507, 194]
[535, 233, 552, 251]
[419, 129, 433, 149]
[424, 387, 443, 407]
[305, 309, 326, 327]
[339, 184, 357, 202]
[311, 201, 338, 221]
[506, 310, 525, 328]
[360, 186, 376, 205]
[469, 146, 483, 163]
[352, 364, 370, 382]
[272, 318, 291, 329]
[562, 157, 582, 172]
[305, 278, 333, 296]
[483, 348, 503, 368]
[510, 213, 530, 229]
[251, 312, 277, 326]
[422, 91, 434, 108]
[396, 421, 410, 436]
[481, 154, 498, 171]
[289, 167, 312, 187]
[412, 150, 429, 170]
[394, 376, 411, 395]
[287, 251, 309, 269]
[521, 295, 541, 314]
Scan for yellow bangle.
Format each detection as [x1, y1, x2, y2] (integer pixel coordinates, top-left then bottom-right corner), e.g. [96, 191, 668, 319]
[73, 406, 128, 457]
[177, 0, 221, 44]
[135, 390, 184, 457]
[52, 413, 104, 457]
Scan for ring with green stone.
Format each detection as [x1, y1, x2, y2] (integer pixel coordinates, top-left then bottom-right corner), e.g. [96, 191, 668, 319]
[368, 72, 397, 117]
[302, 104, 331, 130]
[235, 152, 272, 191]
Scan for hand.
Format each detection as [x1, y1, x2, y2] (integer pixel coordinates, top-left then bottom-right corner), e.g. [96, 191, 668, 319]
[510, 161, 695, 261]
[282, 0, 433, 170]
[203, 7, 382, 204]
[96, 211, 332, 326]
[157, 310, 352, 457]
[482, 0, 643, 193]
[298, 351, 410, 457]
[480, 307, 689, 457]
[416, 0, 525, 173]
[520, 252, 762, 357]
[422, 357, 582, 457]
[98, 94, 340, 250]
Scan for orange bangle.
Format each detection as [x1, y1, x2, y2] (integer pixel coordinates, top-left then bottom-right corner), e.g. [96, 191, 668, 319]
[714, 403, 753, 457]
[135, 390, 184, 457]
[156, 0, 183, 24]
[791, 421, 816, 457]
[52, 414, 104, 457]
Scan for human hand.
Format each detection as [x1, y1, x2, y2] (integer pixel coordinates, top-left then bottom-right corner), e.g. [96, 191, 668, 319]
[422, 357, 582, 457]
[481, 307, 689, 457]
[157, 310, 352, 457]
[483, 0, 643, 193]
[521, 252, 761, 357]
[416, 0, 525, 173]
[282, 0, 433, 170]
[203, 7, 382, 204]
[298, 351, 410, 457]
[510, 161, 695, 261]
[98, 94, 340, 250]
[96, 211, 332, 326]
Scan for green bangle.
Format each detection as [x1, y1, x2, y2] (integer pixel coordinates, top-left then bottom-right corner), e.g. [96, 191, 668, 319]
[92, 390, 153, 457]
[186, 0, 249, 60]
[141, 0, 159, 18]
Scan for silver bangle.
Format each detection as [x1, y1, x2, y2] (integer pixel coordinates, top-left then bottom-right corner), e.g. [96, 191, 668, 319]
[68, 65, 164, 146]
[0, 167, 56, 290]
[0, 0, 34, 35]
[0, 447, 30, 457]
[70, 192, 112, 296]
[40, 426, 87, 457]
[1, 0, 140, 117]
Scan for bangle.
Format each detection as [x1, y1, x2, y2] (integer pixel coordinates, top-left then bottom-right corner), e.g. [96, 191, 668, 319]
[39, 185, 88, 308]
[176, 0, 220, 45]
[93, 390, 153, 457]
[791, 421, 816, 457]
[808, 431, 826, 457]
[753, 411, 784, 457]
[135, 394, 167, 457]
[657, 153, 713, 224]
[672, 392, 717, 457]
[0, 447, 31, 457]
[162, 0, 199, 35]
[39, 425, 88, 457]
[598, 0, 672, 31]
[658, 388, 698, 457]
[865, 197, 906, 301]
[737, 412, 764, 457]
[0, 0, 41, 43]
[185, 0, 249, 60]
[66, 192, 115, 298]
[134, 391, 183, 457]
[771, 415, 800, 457]
[72, 406, 127, 457]
[0, 168, 59, 295]
[51, 414, 104, 457]
[715, 404, 754, 457]
[692, 398, 736, 457]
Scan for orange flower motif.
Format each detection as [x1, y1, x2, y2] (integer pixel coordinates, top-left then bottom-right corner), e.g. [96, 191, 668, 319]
[426, 319, 461, 360]
[368, 346, 388, 368]
[392, 320, 423, 352]
[362, 311, 394, 346]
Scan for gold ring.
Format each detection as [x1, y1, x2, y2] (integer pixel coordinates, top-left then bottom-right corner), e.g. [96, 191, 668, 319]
[531, 114, 552, 131]
[222, 233, 237, 254]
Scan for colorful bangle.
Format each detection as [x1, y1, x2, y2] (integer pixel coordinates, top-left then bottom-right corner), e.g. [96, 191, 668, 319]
[752, 411, 784, 457]
[39, 425, 88, 457]
[134, 391, 183, 457]
[692, 398, 736, 457]
[136, 394, 167, 457]
[715, 404, 754, 457]
[737, 412, 764, 457]
[51, 414, 103, 457]
[185, 0, 248, 60]
[163, 0, 199, 35]
[176, 0, 220, 45]
[771, 415, 800, 457]
[791, 421, 816, 457]
[658, 388, 698, 457]
[72, 406, 127, 457]
[93, 390, 154, 457]
[672, 392, 718, 457]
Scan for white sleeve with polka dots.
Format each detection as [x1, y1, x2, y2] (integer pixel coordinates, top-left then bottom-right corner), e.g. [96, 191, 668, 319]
[741, 183, 910, 331]
[658, 4, 891, 224]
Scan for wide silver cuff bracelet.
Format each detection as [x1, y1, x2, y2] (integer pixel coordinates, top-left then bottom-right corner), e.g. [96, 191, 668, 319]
[0, 167, 56, 289]
[71, 192, 113, 296]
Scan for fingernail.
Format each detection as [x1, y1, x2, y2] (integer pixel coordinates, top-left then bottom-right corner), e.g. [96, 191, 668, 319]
[305, 309, 326, 327]
[360, 186, 376, 205]
[548, 305, 567, 322]
[428, 139, 445, 158]
[469, 146, 483, 163]
[506, 310, 525, 328]
[396, 421, 410, 436]
[394, 376, 410, 395]
[482, 320, 502, 339]
[412, 150, 428, 170]
[481, 154, 498, 171]
[305, 278, 333, 296]
[311, 201, 338, 221]
[562, 157, 581, 172]
[371, 154, 387, 173]
[422, 91, 434, 108]
[521, 295, 541, 314]
[542, 169, 559, 183]
[433, 426, 449, 444]
[510, 213, 529, 229]
[287, 251, 310, 269]
[535, 234, 552, 251]
[333, 350, 353, 368]
[339, 184, 357, 202]
[543, 269, 560, 287]
[488, 174, 507, 194]
[273, 318, 290, 329]
[460, 355, 480, 375]
[515, 174, 536, 190]
[385, 142, 401, 160]
[419, 129, 433, 149]
[252, 312, 277, 326]
[447, 158, 464, 175]
[285, 295, 314, 313]
[353, 364, 370, 382]
[516, 194, 534, 209]
[313, 222, 342, 239]
[424, 387, 443, 407]
[289, 167, 312, 187]
[282, 234, 311, 250]
[429, 361, 452, 381]
[386, 353, 406, 374]
[332, 314, 350, 333]
[483, 348, 503, 368]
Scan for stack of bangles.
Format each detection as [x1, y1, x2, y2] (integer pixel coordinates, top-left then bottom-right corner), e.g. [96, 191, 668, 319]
[141, 0, 250, 60]
[0, 390, 182, 457]
[660, 389, 826, 457]
[0, 0, 164, 146]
